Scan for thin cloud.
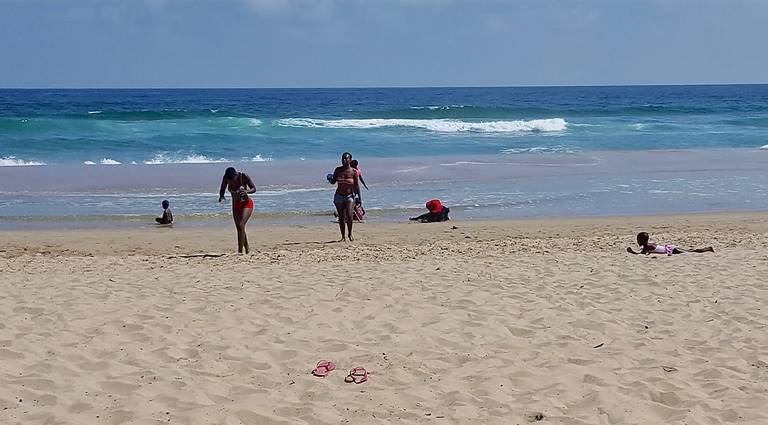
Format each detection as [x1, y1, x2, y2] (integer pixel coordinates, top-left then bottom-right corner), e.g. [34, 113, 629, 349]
[242, 0, 335, 19]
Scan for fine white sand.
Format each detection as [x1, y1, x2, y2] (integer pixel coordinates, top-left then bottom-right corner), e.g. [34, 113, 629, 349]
[1, 213, 767, 424]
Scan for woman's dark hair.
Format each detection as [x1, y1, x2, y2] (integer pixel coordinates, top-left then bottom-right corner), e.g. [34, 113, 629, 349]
[162, 200, 170, 209]
[224, 167, 237, 179]
[637, 232, 650, 246]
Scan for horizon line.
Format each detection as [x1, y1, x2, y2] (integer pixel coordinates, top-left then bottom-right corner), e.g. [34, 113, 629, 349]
[2, 82, 767, 90]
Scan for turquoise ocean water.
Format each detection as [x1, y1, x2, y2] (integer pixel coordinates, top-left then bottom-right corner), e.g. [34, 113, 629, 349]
[1, 86, 767, 227]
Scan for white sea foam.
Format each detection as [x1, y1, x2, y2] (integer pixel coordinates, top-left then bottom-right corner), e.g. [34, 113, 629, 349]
[439, 161, 496, 166]
[224, 117, 261, 127]
[394, 166, 431, 173]
[141, 153, 272, 165]
[243, 155, 273, 162]
[253, 187, 328, 196]
[84, 159, 122, 165]
[143, 154, 228, 165]
[501, 146, 575, 154]
[275, 118, 567, 133]
[409, 105, 466, 110]
[0, 156, 46, 166]
[648, 190, 684, 194]
[760, 144, 768, 150]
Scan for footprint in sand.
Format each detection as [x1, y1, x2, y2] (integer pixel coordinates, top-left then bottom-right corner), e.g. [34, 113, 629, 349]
[274, 349, 297, 360]
[323, 342, 349, 352]
[77, 360, 110, 371]
[11, 378, 55, 392]
[234, 410, 295, 425]
[67, 401, 92, 414]
[250, 362, 272, 371]
[100, 381, 141, 395]
[12, 306, 45, 315]
[525, 412, 545, 422]
[0, 348, 25, 360]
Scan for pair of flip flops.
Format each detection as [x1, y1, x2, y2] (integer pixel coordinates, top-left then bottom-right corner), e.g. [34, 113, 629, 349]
[311, 360, 368, 384]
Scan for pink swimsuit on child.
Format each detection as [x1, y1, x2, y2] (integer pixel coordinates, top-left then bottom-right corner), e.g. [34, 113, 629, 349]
[653, 244, 676, 255]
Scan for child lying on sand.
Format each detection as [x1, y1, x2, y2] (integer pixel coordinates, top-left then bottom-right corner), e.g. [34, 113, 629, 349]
[627, 232, 714, 255]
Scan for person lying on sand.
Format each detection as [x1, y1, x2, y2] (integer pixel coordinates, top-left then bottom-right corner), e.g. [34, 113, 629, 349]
[155, 200, 173, 225]
[627, 232, 714, 255]
[410, 199, 450, 223]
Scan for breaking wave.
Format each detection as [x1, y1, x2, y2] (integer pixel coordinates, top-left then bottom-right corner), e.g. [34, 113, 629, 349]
[501, 146, 576, 154]
[0, 156, 47, 166]
[143, 154, 228, 165]
[142, 153, 273, 165]
[275, 118, 567, 133]
[84, 159, 121, 165]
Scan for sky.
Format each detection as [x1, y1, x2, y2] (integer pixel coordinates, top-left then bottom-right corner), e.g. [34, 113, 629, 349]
[1, 0, 767, 88]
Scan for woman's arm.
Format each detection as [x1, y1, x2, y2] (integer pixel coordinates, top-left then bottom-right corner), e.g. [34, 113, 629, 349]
[331, 167, 340, 184]
[243, 173, 257, 194]
[219, 177, 228, 202]
[353, 171, 361, 200]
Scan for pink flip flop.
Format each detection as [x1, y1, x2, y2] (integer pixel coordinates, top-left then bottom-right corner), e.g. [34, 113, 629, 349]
[311, 360, 336, 377]
[344, 367, 368, 384]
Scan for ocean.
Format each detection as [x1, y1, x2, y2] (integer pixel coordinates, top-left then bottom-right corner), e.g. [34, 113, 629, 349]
[1, 85, 767, 227]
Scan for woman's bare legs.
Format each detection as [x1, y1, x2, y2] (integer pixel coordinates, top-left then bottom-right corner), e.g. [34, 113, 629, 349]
[233, 207, 245, 253]
[674, 247, 715, 254]
[344, 199, 355, 241]
[334, 202, 346, 241]
[240, 207, 253, 254]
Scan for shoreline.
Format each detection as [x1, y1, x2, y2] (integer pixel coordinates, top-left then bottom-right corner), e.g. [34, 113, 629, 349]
[2, 206, 767, 227]
[2, 210, 766, 257]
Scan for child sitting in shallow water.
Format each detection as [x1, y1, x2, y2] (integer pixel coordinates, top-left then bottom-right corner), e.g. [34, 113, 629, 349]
[627, 232, 713, 255]
[155, 200, 173, 225]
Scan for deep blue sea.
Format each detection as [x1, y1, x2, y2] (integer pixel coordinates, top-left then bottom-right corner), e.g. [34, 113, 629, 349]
[1, 86, 767, 226]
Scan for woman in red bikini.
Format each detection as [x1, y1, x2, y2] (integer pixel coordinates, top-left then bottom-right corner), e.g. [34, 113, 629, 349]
[219, 167, 256, 254]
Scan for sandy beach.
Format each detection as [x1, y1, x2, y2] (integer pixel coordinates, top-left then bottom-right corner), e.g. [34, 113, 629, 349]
[1, 212, 767, 424]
